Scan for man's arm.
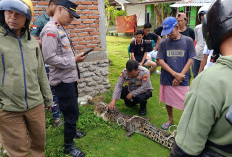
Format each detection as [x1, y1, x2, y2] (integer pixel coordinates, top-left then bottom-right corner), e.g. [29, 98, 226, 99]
[198, 54, 209, 74]
[41, 30, 77, 69]
[108, 72, 125, 110]
[140, 52, 147, 66]
[36, 46, 53, 108]
[158, 59, 185, 82]
[131, 53, 135, 60]
[181, 58, 193, 75]
[153, 36, 161, 51]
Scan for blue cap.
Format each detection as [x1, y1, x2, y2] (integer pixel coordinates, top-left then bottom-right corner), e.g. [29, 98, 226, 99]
[161, 17, 177, 36]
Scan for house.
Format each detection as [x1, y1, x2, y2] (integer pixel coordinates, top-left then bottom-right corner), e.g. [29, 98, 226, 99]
[110, 0, 180, 26]
[170, 0, 215, 28]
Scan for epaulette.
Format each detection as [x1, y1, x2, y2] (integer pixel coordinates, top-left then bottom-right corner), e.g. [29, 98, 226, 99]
[55, 22, 60, 28]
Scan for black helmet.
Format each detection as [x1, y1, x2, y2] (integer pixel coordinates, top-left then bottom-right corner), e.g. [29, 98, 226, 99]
[203, 0, 232, 52]
[0, 0, 34, 39]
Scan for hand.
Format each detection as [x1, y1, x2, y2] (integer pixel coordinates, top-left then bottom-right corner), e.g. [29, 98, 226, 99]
[173, 72, 185, 82]
[172, 78, 181, 86]
[126, 93, 133, 100]
[108, 100, 116, 110]
[45, 106, 52, 111]
[75, 53, 88, 63]
[139, 62, 143, 66]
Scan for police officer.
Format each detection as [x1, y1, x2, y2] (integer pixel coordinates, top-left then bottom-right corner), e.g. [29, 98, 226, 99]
[170, 0, 232, 156]
[108, 60, 153, 116]
[40, 0, 87, 157]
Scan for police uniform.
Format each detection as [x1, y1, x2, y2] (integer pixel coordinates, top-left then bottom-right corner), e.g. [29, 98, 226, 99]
[40, 4, 84, 152]
[113, 66, 153, 114]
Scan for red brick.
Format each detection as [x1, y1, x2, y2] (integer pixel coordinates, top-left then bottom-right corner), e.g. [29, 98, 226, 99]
[83, 20, 94, 24]
[34, 7, 43, 11]
[76, 25, 88, 29]
[80, 50, 86, 53]
[87, 6, 98, 10]
[98, 44, 102, 48]
[32, 2, 36, 6]
[77, 11, 82, 15]
[71, 21, 82, 25]
[64, 25, 75, 29]
[91, 40, 100, 44]
[69, 34, 76, 38]
[78, 33, 89, 37]
[87, 45, 97, 48]
[95, 11, 100, 15]
[75, 2, 79, 5]
[85, 37, 96, 40]
[89, 16, 99, 19]
[80, 16, 89, 19]
[94, 48, 102, 51]
[72, 43, 77, 46]
[38, 12, 43, 15]
[84, 28, 95, 32]
[90, 32, 100, 35]
[79, 41, 89, 45]
[94, 20, 100, 23]
[81, 1, 93, 5]
[93, 2, 98, 5]
[71, 30, 83, 33]
[38, 1, 49, 5]
[77, 6, 86, 10]
[90, 24, 99, 28]
[82, 11, 93, 15]
[75, 46, 85, 50]
[32, 18, 36, 22]
[72, 38, 84, 42]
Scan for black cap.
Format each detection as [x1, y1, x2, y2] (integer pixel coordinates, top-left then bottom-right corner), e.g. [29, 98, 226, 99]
[58, 0, 80, 19]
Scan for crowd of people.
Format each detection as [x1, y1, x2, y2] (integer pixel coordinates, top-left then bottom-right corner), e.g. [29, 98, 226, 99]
[0, 0, 231, 157]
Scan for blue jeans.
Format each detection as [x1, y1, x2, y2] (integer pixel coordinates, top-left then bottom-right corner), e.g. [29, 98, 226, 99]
[45, 66, 61, 120]
[191, 59, 201, 78]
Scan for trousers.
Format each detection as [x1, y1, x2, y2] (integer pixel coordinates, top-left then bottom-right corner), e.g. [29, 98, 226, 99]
[53, 82, 79, 141]
[120, 86, 152, 107]
[0, 104, 45, 157]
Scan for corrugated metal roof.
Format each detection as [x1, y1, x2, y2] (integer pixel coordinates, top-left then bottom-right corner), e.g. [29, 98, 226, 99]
[170, 0, 215, 7]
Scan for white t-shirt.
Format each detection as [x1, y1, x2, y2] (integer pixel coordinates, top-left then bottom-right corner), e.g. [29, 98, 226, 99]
[203, 45, 214, 70]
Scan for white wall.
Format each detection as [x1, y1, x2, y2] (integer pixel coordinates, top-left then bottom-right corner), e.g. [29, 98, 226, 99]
[126, 4, 146, 26]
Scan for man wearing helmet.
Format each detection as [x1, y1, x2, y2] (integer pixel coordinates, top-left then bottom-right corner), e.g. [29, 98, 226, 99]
[40, 0, 87, 156]
[0, 0, 53, 156]
[170, 0, 232, 156]
[192, 5, 210, 78]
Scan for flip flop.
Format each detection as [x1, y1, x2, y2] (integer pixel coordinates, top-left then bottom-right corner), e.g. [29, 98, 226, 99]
[161, 122, 173, 130]
[54, 119, 63, 127]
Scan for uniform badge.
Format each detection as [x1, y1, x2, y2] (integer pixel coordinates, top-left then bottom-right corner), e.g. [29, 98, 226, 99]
[120, 72, 123, 77]
[141, 47, 144, 52]
[60, 34, 66, 39]
[137, 76, 141, 79]
[142, 75, 148, 82]
[65, 45, 69, 50]
[59, 31, 63, 34]
[47, 33, 56, 38]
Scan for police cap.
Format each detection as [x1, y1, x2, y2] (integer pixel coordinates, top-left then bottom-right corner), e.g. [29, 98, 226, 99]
[58, 0, 80, 19]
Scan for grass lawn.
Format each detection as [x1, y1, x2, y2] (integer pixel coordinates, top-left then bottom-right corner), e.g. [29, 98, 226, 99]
[0, 36, 183, 157]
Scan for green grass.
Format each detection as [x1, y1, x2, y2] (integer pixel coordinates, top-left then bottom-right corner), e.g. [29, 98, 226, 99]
[1, 36, 183, 157]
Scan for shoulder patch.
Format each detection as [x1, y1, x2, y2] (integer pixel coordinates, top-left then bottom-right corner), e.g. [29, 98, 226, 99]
[47, 33, 56, 38]
[60, 34, 66, 39]
[32, 25, 37, 30]
[142, 75, 148, 82]
[120, 72, 123, 77]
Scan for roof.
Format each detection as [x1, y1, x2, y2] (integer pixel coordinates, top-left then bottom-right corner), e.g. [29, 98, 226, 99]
[170, 0, 215, 7]
[113, 0, 181, 5]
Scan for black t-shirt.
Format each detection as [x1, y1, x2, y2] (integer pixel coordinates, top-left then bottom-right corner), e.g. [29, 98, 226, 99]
[180, 27, 195, 41]
[129, 40, 149, 63]
[154, 26, 163, 37]
[143, 33, 159, 43]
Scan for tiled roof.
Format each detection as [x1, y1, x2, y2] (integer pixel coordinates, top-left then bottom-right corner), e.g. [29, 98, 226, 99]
[170, 0, 215, 7]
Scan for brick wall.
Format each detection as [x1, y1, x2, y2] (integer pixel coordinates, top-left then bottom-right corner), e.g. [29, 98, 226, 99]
[32, 0, 102, 54]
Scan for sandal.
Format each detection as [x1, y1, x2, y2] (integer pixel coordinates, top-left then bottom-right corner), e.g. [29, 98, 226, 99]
[161, 122, 173, 130]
